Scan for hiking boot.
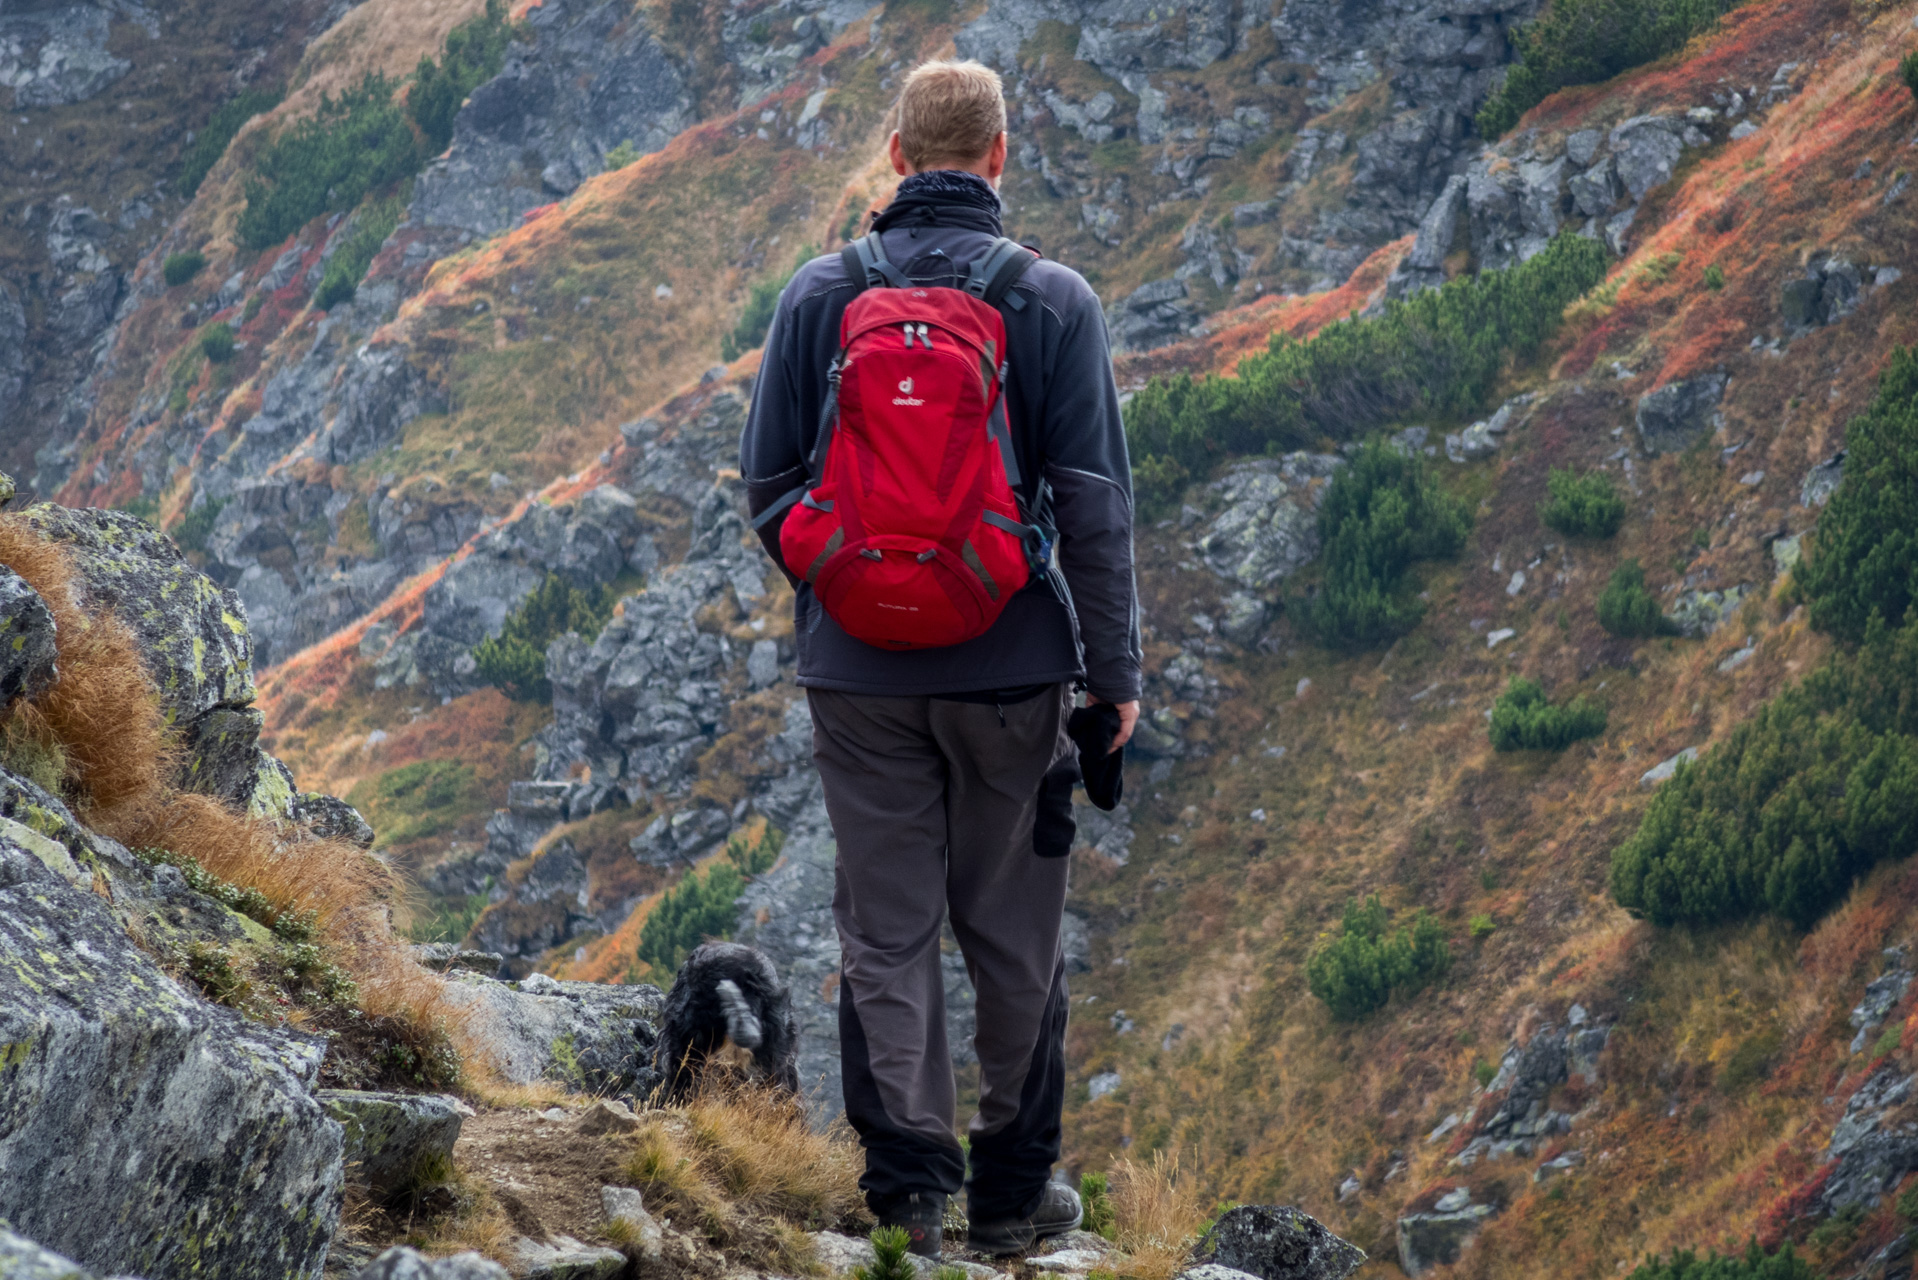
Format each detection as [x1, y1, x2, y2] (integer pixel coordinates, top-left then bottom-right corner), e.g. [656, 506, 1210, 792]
[967, 1180, 1083, 1256]
[876, 1191, 946, 1258]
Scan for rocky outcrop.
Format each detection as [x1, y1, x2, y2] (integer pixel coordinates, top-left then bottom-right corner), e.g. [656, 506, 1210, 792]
[410, 0, 696, 237]
[1199, 455, 1343, 595]
[320, 1091, 466, 1197]
[1450, 1010, 1610, 1169]
[21, 503, 296, 816]
[1635, 374, 1726, 455]
[1194, 1204, 1367, 1280]
[1820, 1065, 1918, 1214]
[1850, 950, 1912, 1055]
[0, 564, 58, 708]
[356, 1248, 512, 1280]
[0, 824, 344, 1277]
[1398, 1188, 1498, 1277]
[440, 970, 664, 1096]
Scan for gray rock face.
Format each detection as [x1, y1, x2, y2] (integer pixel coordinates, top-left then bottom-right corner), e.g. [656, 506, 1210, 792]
[1609, 115, 1686, 200]
[1849, 949, 1913, 1054]
[0, 284, 25, 444]
[1802, 453, 1845, 507]
[355, 1247, 511, 1280]
[1821, 1066, 1918, 1214]
[1194, 1204, 1366, 1280]
[1106, 277, 1198, 353]
[0, 828, 343, 1278]
[1387, 174, 1468, 297]
[1451, 1019, 1609, 1168]
[20, 503, 297, 816]
[1782, 255, 1870, 332]
[411, 0, 695, 237]
[319, 1090, 465, 1196]
[0, 5, 131, 108]
[0, 565, 58, 709]
[440, 970, 664, 1095]
[1635, 374, 1727, 454]
[1199, 455, 1343, 591]
[0, 1227, 112, 1280]
[1669, 585, 1746, 638]
[1397, 1195, 1497, 1276]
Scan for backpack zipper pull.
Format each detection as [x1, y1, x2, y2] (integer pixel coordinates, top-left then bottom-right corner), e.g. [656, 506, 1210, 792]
[902, 324, 915, 349]
[918, 323, 932, 348]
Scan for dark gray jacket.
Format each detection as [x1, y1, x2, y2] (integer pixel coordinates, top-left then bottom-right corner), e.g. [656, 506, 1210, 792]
[738, 172, 1142, 702]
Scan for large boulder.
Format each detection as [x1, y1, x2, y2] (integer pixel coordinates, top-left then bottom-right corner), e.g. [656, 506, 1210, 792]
[0, 1228, 113, 1280]
[0, 565, 57, 708]
[1397, 1190, 1497, 1276]
[0, 826, 344, 1277]
[1198, 455, 1343, 592]
[320, 1090, 465, 1197]
[441, 970, 664, 1095]
[18, 504, 294, 816]
[1635, 374, 1727, 454]
[1193, 1205, 1366, 1280]
[355, 1247, 510, 1280]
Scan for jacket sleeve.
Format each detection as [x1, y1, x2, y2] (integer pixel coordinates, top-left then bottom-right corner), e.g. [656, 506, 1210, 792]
[1041, 287, 1143, 704]
[738, 285, 808, 585]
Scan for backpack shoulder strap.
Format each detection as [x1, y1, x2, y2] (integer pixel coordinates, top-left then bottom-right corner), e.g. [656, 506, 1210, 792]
[839, 231, 910, 292]
[964, 236, 1039, 312]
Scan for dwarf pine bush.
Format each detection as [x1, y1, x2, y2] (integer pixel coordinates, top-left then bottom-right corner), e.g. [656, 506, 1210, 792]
[162, 250, 206, 287]
[1612, 349, 1918, 931]
[1123, 233, 1608, 511]
[238, 75, 419, 250]
[1624, 1242, 1812, 1280]
[408, 0, 513, 153]
[1597, 559, 1676, 637]
[1476, 0, 1745, 138]
[1306, 895, 1451, 1020]
[1303, 439, 1472, 648]
[1793, 346, 1918, 642]
[314, 197, 404, 310]
[178, 85, 283, 196]
[1489, 677, 1607, 751]
[1538, 467, 1626, 538]
[473, 573, 614, 702]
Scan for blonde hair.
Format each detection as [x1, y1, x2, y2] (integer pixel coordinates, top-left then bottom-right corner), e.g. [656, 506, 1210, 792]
[894, 60, 1007, 170]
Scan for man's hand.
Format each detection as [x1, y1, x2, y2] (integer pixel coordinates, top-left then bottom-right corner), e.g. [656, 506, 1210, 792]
[1089, 695, 1140, 752]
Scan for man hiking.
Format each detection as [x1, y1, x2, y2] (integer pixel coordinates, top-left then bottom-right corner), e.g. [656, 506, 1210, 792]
[739, 59, 1142, 1257]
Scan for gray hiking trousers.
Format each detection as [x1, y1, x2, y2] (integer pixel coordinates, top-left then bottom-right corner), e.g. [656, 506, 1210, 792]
[808, 685, 1073, 1220]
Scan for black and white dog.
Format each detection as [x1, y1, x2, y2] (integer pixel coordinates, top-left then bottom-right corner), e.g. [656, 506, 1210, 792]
[654, 941, 800, 1101]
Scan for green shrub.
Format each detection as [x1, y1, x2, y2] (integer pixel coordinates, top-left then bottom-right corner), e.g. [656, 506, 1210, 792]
[472, 574, 615, 702]
[1611, 619, 1918, 928]
[855, 1227, 916, 1280]
[408, 0, 513, 153]
[1538, 467, 1626, 538]
[1468, 913, 1496, 940]
[1624, 1242, 1812, 1280]
[1794, 347, 1918, 642]
[1305, 895, 1452, 1020]
[346, 758, 484, 847]
[162, 250, 206, 287]
[1080, 1172, 1117, 1239]
[314, 196, 405, 310]
[725, 824, 783, 877]
[237, 74, 420, 251]
[1703, 263, 1726, 291]
[178, 85, 283, 196]
[720, 247, 815, 362]
[1598, 559, 1677, 637]
[1476, 0, 1745, 139]
[604, 139, 640, 170]
[1302, 439, 1472, 648]
[1489, 677, 1607, 751]
[637, 859, 748, 977]
[1124, 233, 1609, 512]
[199, 322, 236, 364]
[1901, 51, 1918, 104]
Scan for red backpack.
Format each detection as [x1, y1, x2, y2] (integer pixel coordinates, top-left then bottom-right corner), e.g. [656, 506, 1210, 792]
[760, 232, 1051, 651]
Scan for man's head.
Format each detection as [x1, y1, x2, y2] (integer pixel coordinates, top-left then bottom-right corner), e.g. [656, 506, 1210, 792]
[888, 59, 1008, 183]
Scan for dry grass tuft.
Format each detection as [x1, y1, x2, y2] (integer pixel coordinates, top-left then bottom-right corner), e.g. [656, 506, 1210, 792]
[0, 513, 173, 825]
[622, 1080, 864, 1258]
[0, 513, 465, 1086]
[1108, 1154, 1207, 1280]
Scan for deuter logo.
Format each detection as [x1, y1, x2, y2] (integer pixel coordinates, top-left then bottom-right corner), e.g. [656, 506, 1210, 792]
[898, 377, 913, 394]
[892, 375, 924, 407]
